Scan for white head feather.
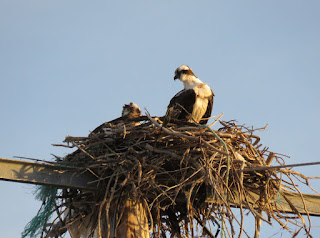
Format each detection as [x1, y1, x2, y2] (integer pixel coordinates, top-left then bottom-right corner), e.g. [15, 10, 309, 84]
[174, 65, 203, 90]
[177, 64, 191, 71]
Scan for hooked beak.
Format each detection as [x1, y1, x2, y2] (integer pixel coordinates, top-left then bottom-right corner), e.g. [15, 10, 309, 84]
[174, 74, 179, 80]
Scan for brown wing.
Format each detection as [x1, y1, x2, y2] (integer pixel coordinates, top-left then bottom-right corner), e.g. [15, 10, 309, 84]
[163, 89, 196, 126]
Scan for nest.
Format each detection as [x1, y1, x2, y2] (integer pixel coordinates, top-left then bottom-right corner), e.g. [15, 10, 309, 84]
[41, 113, 315, 237]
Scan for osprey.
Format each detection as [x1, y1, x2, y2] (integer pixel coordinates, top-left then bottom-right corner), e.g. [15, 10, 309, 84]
[89, 102, 141, 136]
[121, 102, 142, 119]
[164, 65, 214, 125]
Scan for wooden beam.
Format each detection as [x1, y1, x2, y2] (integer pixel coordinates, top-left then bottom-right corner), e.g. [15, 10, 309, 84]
[1, 158, 320, 216]
[278, 190, 320, 216]
[206, 189, 320, 216]
[0, 158, 99, 190]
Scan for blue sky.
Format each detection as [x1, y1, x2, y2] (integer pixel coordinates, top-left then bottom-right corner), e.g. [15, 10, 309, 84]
[1, 1, 320, 237]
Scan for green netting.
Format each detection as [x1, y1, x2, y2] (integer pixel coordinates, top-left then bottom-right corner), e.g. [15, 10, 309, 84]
[21, 186, 58, 238]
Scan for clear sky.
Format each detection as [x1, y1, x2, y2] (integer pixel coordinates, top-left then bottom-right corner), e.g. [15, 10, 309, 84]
[1, 1, 320, 237]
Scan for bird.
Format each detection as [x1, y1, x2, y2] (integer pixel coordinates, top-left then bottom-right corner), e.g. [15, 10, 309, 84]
[89, 102, 141, 137]
[63, 102, 142, 161]
[164, 65, 214, 125]
[121, 102, 142, 119]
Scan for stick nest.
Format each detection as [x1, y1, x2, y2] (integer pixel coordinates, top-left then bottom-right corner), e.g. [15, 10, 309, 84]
[46, 114, 314, 238]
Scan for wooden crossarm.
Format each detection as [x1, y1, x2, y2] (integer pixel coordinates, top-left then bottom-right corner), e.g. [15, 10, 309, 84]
[205, 189, 320, 217]
[1, 157, 320, 216]
[0, 157, 99, 190]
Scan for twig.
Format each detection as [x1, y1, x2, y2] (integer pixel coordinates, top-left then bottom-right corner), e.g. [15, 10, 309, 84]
[241, 161, 320, 172]
[208, 113, 224, 128]
[145, 112, 228, 155]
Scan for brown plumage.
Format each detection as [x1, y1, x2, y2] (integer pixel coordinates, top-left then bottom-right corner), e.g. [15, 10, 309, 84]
[89, 102, 141, 136]
[164, 65, 214, 125]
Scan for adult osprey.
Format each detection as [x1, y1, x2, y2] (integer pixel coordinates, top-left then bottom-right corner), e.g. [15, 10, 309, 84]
[164, 65, 214, 125]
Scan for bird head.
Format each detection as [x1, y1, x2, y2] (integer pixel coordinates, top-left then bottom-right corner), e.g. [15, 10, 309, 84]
[174, 65, 195, 82]
[122, 102, 141, 118]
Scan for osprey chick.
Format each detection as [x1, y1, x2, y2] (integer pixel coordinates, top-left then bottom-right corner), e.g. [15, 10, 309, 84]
[122, 102, 141, 118]
[164, 65, 214, 125]
[89, 102, 142, 136]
